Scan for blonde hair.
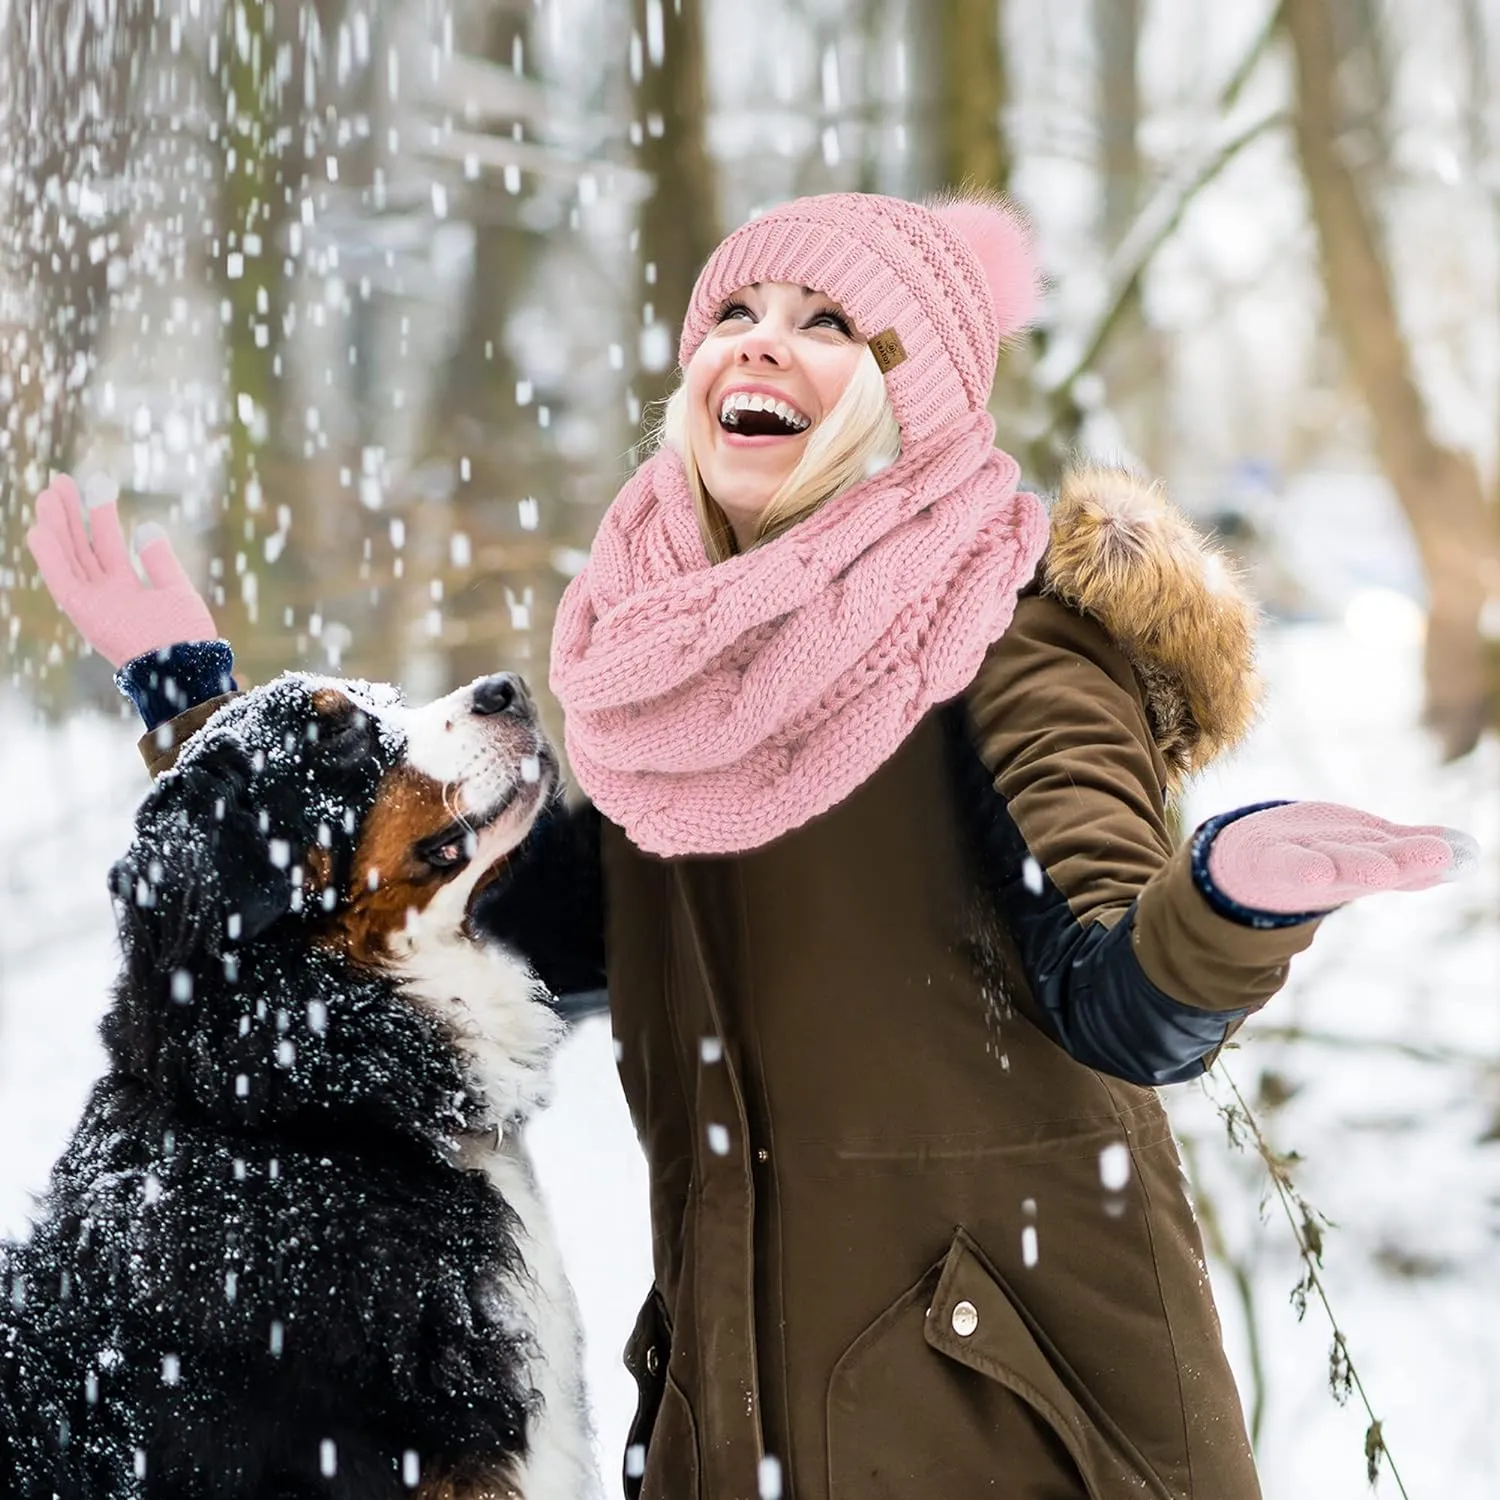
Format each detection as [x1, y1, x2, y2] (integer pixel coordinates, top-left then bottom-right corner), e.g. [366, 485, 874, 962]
[652, 348, 903, 563]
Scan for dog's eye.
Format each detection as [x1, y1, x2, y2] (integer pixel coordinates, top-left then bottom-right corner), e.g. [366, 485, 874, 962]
[418, 824, 476, 873]
[424, 839, 468, 872]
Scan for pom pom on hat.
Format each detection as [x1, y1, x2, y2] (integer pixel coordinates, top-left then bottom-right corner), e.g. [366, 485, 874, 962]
[927, 192, 1041, 342]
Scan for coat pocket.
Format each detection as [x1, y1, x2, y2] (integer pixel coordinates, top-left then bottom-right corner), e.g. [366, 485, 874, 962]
[827, 1229, 1172, 1500]
[622, 1286, 700, 1500]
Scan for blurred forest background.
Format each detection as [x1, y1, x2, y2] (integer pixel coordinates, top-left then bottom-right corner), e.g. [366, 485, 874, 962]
[2, 0, 1499, 1494]
[3, 0, 1500, 741]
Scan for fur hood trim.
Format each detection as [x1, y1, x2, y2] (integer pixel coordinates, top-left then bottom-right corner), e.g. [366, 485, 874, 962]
[1039, 465, 1261, 791]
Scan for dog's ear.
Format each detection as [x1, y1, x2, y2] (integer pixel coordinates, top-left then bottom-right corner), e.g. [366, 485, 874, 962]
[111, 738, 296, 965]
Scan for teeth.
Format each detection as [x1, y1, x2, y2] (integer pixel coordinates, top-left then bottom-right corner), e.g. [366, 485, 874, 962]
[718, 391, 810, 431]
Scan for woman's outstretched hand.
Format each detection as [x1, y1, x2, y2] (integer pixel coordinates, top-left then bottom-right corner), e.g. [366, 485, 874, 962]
[25, 473, 218, 669]
[1207, 801, 1479, 914]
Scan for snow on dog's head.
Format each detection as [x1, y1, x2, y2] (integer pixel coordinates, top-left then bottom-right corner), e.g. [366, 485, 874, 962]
[111, 671, 558, 974]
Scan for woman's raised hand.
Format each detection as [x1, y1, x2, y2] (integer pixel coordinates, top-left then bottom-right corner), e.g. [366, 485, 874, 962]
[1206, 801, 1479, 914]
[25, 473, 218, 669]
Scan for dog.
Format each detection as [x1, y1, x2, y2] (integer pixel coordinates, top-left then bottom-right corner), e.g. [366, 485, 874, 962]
[0, 670, 600, 1500]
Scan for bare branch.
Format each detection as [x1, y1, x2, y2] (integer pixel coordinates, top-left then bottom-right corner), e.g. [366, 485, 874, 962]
[1037, 106, 1287, 416]
[1245, 1025, 1488, 1070]
[1220, 0, 1289, 113]
[1029, 0, 1289, 462]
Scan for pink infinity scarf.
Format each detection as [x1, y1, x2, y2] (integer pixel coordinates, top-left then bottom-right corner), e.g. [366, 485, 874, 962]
[548, 413, 1049, 857]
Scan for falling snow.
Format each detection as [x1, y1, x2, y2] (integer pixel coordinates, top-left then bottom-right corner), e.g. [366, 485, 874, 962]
[2, 1, 1499, 1495]
[1099, 1142, 1132, 1193]
[758, 1452, 784, 1499]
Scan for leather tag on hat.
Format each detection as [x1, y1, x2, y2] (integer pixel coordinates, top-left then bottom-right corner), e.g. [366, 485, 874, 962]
[868, 327, 907, 374]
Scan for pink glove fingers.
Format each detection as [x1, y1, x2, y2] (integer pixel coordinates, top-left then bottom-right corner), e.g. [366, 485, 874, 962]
[1382, 833, 1462, 890]
[1400, 825, 1482, 877]
[1206, 800, 1478, 915]
[53, 476, 102, 583]
[135, 526, 192, 592]
[25, 470, 222, 668]
[1437, 827, 1481, 876]
[25, 516, 85, 600]
[31, 489, 84, 584]
[1312, 842, 1401, 890]
[1265, 842, 1338, 889]
[85, 496, 132, 575]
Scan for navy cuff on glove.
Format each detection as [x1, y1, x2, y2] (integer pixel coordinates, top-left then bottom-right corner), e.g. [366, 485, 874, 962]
[1190, 800, 1329, 929]
[115, 640, 237, 731]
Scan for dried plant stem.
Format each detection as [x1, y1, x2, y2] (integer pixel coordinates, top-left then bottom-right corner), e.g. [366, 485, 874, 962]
[1212, 1064, 1412, 1498]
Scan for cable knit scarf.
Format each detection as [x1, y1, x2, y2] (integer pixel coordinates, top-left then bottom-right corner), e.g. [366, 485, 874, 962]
[548, 412, 1050, 857]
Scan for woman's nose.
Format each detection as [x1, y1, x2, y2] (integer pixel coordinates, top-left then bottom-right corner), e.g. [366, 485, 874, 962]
[735, 321, 789, 364]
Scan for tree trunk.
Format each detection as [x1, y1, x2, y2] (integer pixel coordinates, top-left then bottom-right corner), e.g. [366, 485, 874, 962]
[1457, 0, 1500, 510]
[394, 1, 550, 700]
[0, 0, 155, 702]
[207, 0, 311, 687]
[1093, 0, 1168, 474]
[936, 0, 1011, 193]
[919, 0, 1052, 476]
[630, 0, 719, 422]
[1284, 0, 1500, 757]
[1326, 0, 1394, 175]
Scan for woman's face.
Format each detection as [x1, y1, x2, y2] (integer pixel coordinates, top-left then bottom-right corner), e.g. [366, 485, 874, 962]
[683, 281, 866, 547]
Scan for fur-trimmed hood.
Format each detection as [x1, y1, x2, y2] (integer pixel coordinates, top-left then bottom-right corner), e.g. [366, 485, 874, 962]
[1039, 465, 1261, 791]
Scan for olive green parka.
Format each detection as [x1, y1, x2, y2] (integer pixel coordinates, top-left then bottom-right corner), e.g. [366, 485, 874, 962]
[140, 468, 1317, 1500]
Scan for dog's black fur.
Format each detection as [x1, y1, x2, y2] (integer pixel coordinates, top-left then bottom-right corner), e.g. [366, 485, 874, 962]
[0, 680, 548, 1499]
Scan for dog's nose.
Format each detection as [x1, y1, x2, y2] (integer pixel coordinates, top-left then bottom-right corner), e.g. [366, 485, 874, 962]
[471, 672, 532, 718]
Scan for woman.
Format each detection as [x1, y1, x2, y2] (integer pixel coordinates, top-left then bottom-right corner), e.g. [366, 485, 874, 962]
[29, 191, 1474, 1500]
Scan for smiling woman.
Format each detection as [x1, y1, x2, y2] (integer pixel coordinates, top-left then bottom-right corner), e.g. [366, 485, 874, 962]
[24, 188, 1479, 1500]
[656, 282, 902, 559]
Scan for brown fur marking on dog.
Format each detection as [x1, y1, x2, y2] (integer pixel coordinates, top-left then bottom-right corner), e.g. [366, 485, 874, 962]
[320, 764, 457, 965]
[411, 1462, 522, 1500]
[309, 685, 354, 715]
[303, 843, 334, 899]
[1040, 464, 1262, 794]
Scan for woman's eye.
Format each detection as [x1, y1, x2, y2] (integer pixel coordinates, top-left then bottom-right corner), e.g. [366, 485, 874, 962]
[717, 301, 753, 324]
[809, 310, 852, 334]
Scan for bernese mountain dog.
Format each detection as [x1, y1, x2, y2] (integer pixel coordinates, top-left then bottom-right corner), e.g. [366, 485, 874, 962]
[0, 670, 600, 1500]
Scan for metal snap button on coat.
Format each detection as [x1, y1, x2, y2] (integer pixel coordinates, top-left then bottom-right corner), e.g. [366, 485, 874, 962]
[645, 1346, 660, 1376]
[951, 1300, 979, 1337]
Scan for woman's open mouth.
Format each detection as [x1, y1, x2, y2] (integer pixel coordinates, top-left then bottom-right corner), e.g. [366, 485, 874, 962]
[718, 390, 812, 441]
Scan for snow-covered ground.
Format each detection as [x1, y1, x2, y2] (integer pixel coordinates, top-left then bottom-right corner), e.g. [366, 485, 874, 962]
[2, 604, 1496, 1495]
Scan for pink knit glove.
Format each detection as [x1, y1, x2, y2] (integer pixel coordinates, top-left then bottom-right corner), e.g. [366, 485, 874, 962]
[1206, 801, 1479, 914]
[25, 472, 218, 669]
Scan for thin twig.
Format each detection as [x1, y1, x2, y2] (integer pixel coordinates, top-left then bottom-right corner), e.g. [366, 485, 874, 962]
[1221, 0, 1290, 112]
[1038, 107, 1287, 416]
[1246, 1025, 1484, 1069]
[1032, 0, 1290, 453]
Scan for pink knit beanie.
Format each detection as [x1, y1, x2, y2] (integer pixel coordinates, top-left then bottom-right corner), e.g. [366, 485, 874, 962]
[678, 191, 1041, 445]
